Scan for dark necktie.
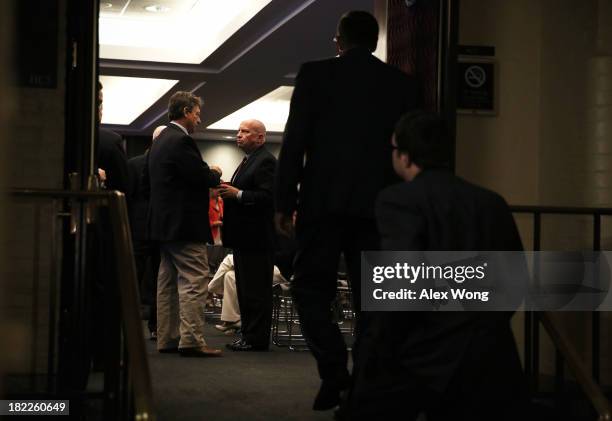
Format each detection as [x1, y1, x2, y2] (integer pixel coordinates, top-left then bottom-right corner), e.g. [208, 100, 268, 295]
[230, 157, 248, 184]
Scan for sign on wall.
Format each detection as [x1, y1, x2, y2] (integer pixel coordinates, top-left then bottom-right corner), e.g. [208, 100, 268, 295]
[457, 58, 497, 115]
[16, 0, 58, 89]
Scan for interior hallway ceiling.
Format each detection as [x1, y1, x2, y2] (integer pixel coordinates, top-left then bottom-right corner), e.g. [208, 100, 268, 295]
[99, 0, 372, 142]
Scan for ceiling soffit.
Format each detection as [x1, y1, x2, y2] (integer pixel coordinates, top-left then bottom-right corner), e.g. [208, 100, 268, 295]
[99, 0, 373, 139]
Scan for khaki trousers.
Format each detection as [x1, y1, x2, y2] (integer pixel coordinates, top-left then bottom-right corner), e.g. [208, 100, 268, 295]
[157, 241, 209, 350]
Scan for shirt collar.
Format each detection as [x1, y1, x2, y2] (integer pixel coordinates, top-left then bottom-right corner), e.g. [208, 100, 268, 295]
[170, 121, 189, 135]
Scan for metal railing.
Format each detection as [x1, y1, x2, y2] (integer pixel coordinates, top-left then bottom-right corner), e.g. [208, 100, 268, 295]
[9, 188, 154, 421]
[511, 205, 612, 421]
[539, 312, 611, 420]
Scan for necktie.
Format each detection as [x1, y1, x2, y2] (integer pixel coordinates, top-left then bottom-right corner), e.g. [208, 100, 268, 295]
[230, 157, 248, 184]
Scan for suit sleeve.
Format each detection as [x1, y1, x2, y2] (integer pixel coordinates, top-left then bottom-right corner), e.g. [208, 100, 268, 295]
[126, 158, 140, 203]
[174, 136, 221, 189]
[275, 63, 315, 214]
[240, 156, 275, 209]
[98, 136, 129, 195]
[141, 151, 150, 200]
[496, 196, 524, 252]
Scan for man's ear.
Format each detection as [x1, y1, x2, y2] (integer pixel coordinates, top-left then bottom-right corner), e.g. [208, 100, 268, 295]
[400, 152, 412, 169]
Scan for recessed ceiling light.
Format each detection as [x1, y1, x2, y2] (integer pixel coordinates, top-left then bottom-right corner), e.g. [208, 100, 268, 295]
[100, 0, 272, 64]
[144, 4, 171, 13]
[99, 75, 178, 125]
[208, 86, 294, 133]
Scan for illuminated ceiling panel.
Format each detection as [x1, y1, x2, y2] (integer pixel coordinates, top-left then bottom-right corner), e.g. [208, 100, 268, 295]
[100, 75, 178, 125]
[207, 86, 293, 133]
[99, 0, 272, 64]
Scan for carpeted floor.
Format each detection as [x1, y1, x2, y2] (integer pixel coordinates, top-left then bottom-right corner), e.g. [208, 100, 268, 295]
[147, 322, 346, 421]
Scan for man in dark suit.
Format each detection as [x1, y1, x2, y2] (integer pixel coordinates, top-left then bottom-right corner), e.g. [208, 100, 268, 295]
[347, 111, 528, 420]
[218, 119, 277, 351]
[97, 81, 128, 193]
[127, 125, 166, 340]
[87, 81, 130, 375]
[274, 10, 419, 410]
[143, 92, 222, 357]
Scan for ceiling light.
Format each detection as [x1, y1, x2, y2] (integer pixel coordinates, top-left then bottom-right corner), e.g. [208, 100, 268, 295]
[100, 75, 179, 125]
[223, 136, 234, 139]
[100, 0, 272, 64]
[102, 3, 113, 9]
[144, 4, 171, 13]
[207, 86, 293, 133]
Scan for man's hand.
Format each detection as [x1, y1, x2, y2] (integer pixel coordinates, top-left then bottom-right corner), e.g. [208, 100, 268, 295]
[275, 212, 294, 237]
[218, 183, 240, 199]
[98, 168, 107, 182]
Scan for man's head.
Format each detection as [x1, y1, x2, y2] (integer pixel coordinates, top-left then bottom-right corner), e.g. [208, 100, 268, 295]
[335, 10, 379, 55]
[97, 80, 104, 122]
[152, 125, 167, 141]
[236, 119, 266, 154]
[391, 111, 452, 181]
[168, 91, 202, 134]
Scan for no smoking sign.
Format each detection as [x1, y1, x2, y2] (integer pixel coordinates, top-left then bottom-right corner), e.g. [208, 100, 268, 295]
[457, 60, 496, 114]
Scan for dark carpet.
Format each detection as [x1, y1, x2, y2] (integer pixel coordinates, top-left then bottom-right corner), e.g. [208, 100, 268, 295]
[147, 323, 341, 421]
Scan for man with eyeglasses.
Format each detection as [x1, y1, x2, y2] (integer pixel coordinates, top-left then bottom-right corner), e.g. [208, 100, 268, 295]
[346, 111, 528, 420]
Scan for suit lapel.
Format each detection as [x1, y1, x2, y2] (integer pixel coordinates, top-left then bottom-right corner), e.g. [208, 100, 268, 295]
[232, 146, 264, 185]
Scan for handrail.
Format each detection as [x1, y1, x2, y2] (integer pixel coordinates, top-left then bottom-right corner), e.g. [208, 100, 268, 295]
[539, 312, 611, 421]
[510, 205, 612, 215]
[10, 188, 155, 421]
[507, 204, 611, 421]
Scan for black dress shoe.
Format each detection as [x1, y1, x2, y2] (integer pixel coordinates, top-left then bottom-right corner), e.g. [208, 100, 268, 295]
[313, 377, 350, 411]
[226, 339, 268, 351]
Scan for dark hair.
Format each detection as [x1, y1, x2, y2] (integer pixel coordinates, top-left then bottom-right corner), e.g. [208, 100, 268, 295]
[394, 110, 452, 169]
[168, 91, 202, 121]
[337, 11, 379, 52]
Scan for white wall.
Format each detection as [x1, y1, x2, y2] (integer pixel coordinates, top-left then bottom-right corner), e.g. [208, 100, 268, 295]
[197, 140, 281, 181]
[457, 0, 541, 207]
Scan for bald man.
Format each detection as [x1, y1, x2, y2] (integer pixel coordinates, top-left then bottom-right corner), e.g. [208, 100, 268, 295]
[218, 119, 277, 351]
[152, 125, 166, 141]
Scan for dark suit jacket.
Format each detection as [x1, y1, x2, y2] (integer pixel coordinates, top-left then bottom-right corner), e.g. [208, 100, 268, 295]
[370, 169, 523, 392]
[222, 146, 276, 250]
[143, 123, 220, 243]
[98, 128, 129, 194]
[376, 170, 522, 252]
[127, 153, 148, 243]
[275, 47, 419, 220]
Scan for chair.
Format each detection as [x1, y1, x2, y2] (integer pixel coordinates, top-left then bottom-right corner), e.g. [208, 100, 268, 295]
[271, 277, 356, 351]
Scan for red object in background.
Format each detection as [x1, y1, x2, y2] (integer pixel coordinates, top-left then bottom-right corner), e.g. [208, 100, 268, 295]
[209, 195, 224, 245]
